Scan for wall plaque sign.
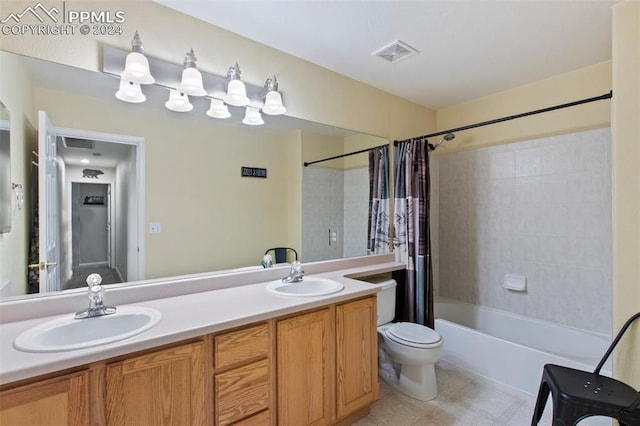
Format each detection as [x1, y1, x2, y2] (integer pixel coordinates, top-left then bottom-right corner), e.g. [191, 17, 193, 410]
[241, 167, 267, 178]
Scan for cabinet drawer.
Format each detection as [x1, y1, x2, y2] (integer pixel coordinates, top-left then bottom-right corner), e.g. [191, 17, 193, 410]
[215, 359, 270, 426]
[214, 323, 270, 369]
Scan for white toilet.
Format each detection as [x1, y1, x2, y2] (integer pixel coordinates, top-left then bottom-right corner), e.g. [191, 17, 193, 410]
[372, 277, 443, 401]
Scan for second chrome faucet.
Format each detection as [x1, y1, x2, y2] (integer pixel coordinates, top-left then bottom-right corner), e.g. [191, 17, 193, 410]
[281, 261, 304, 283]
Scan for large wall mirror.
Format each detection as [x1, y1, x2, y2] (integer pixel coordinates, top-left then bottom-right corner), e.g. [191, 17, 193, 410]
[0, 50, 389, 301]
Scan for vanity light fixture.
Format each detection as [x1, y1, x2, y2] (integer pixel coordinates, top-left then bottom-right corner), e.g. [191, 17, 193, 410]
[262, 76, 286, 115]
[178, 49, 207, 97]
[165, 89, 193, 112]
[242, 106, 264, 126]
[115, 79, 146, 103]
[121, 31, 155, 84]
[206, 99, 231, 119]
[107, 42, 287, 125]
[224, 62, 250, 107]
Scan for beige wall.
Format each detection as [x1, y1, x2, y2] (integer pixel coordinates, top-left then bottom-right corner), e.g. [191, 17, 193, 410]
[302, 132, 345, 170]
[436, 61, 612, 153]
[0, 53, 36, 296]
[301, 131, 386, 170]
[343, 133, 387, 170]
[611, 0, 640, 388]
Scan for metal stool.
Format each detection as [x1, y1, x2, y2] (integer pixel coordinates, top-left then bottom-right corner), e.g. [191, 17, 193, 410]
[264, 247, 298, 264]
[531, 312, 640, 426]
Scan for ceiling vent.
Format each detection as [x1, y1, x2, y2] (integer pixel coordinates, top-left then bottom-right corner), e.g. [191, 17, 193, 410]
[372, 40, 418, 64]
[62, 137, 95, 150]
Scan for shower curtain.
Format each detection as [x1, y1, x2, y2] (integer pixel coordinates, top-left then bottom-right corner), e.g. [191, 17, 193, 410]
[393, 138, 434, 328]
[367, 146, 390, 254]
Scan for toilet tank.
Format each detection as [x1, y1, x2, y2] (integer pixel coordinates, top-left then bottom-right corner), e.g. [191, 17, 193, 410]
[362, 276, 397, 326]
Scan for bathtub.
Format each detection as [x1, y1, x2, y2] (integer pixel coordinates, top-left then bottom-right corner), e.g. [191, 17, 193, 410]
[434, 298, 612, 396]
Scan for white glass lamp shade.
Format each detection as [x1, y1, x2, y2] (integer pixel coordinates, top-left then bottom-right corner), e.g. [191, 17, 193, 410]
[206, 99, 231, 119]
[224, 79, 250, 106]
[165, 90, 193, 112]
[179, 67, 207, 96]
[262, 90, 286, 115]
[115, 79, 146, 103]
[121, 52, 155, 84]
[242, 107, 264, 126]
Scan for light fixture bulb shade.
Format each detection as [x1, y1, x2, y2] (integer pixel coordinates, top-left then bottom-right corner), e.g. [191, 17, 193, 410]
[165, 89, 193, 112]
[121, 52, 155, 84]
[262, 90, 286, 115]
[115, 79, 146, 103]
[242, 107, 264, 126]
[179, 67, 207, 96]
[224, 79, 250, 106]
[206, 99, 231, 119]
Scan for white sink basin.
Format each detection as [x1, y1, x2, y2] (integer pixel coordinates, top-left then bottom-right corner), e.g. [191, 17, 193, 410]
[266, 277, 344, 297]
[14, 306, 161, 353]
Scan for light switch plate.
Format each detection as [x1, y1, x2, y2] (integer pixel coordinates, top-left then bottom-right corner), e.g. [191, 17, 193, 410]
[149, 223, 161, 234]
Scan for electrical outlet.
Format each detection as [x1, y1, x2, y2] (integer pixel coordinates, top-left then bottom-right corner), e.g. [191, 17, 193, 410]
[149, 222, 162, 234]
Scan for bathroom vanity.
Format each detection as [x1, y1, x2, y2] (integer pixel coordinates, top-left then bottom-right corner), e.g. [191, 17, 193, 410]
[0, 254, 403, 425]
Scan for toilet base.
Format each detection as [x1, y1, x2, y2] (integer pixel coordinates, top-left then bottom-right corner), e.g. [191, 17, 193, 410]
[379, 363, 438, 401]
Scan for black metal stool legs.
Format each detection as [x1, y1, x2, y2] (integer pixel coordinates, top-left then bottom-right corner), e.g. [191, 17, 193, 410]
[531, 380, 550, 425]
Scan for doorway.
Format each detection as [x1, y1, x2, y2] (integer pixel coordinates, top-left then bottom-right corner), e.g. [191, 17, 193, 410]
[37, 111, 145, 293]
[64, 182, 119, 290]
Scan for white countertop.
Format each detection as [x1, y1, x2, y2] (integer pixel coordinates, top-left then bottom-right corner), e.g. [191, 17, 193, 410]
[0, 255, 403, 385]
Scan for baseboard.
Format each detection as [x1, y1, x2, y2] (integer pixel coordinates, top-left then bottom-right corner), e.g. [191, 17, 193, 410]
[334, 406, 371, 425]
[78, 261, 109, 268]
[113, 267, 124, 282]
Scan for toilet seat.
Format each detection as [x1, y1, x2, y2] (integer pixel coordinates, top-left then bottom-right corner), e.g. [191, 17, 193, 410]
[386, 322, 442, 348]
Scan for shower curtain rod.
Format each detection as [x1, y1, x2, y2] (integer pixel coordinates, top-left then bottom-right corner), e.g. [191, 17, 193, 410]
[303, 143, 389, 167]
[394, 90, 613, 147]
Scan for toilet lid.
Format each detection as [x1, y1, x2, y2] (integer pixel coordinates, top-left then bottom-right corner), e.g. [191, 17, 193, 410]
[387, 322, 441, 345]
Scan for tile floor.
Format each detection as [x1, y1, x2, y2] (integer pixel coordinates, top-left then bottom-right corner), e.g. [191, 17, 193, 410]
[355, 362, 609, 426]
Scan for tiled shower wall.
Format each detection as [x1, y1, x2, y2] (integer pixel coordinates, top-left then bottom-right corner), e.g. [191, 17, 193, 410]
[302, 167, 344, 262]
[343, 167, 369, 258]
[435, 128, 612, 335]
[302, 166, 369, 262]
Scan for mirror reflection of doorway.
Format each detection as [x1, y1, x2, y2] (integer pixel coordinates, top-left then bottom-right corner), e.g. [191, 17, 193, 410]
[35, 112, 145, 293]
[65, 182, 119, 290]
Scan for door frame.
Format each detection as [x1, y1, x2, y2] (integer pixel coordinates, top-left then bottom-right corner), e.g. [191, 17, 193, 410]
[54, 126, 145, 281]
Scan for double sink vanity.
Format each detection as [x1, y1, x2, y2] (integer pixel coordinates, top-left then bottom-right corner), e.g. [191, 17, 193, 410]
[0, 254, 404, 425]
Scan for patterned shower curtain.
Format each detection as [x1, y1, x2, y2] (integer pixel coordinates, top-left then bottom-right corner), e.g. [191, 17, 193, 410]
[393, 138, 434, 328]
[367, 146, 390, 254]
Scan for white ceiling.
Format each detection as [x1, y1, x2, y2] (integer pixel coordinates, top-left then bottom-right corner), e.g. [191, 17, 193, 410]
[155, 0, 618, 109]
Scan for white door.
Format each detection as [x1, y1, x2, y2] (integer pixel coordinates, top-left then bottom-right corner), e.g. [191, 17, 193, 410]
[37, 111, 60, 293]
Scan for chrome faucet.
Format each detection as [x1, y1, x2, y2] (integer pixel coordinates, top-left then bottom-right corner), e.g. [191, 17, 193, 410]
[282, 261, 304, 283]
[261, 254, 273, 268]
[75, 273, 117, 319]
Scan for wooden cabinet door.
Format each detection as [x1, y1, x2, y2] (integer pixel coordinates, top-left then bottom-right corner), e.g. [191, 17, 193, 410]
[0, 371, 88, 426]
[336, 297, 377, 419]
[277, 308, 333, 426]
[105, 341, 206, 426]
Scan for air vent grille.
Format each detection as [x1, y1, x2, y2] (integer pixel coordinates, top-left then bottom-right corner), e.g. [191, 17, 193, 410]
[372, 40, 418, 63]
[63, 137, 95, 150]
